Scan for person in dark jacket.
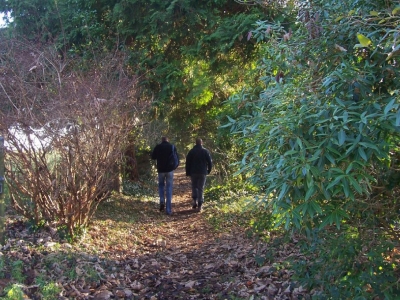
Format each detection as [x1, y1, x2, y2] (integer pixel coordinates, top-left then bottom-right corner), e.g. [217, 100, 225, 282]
[151, 137, 179, 215]
[185, 138, 212, 211]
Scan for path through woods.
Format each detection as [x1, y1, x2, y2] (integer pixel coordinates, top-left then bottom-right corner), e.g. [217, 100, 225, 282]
[2, 166, 305, 299]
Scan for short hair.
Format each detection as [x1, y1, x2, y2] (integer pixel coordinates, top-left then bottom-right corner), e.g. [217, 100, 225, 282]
[195, 138, 202, 145]
[162, 136, 168, 142]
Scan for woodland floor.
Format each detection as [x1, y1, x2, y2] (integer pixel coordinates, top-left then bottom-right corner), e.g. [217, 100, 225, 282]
[0, 167, 307, 300]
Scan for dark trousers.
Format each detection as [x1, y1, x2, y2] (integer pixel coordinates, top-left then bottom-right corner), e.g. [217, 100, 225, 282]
[190, 174, 207, 206]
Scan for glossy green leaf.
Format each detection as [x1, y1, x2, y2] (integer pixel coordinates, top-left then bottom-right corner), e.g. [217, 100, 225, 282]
[396, 109, 400, 126]
[338, 129, 346, 146]
[349, 176, 363, 194]
[358, 147, 368, 161]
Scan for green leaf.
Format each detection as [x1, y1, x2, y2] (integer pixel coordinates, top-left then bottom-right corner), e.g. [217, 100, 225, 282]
[305, 185, 315, 201]
[296, 137, 303, 149]
[284, 150, 298, 156]
[396, 109, 400, 126]
[326, 146, 341, 156]
[277, 183, 288, 201]
[348, 9, 356, 16]
[310, 200, 322, 215]
[226, 115, 236, 123]
[384, 99, 395, 115]
[349, 176, 363, 194]
[359, 142, 379, 152]
[219, 123, 232, 129]
[320, 215, 334, 228]
[334, 211, 342, 229]
[358, 147, 368, 161]
[356, 33, 372, 47]
[393, 6, 400, 15]
[345, 163, 353, 174]
[338, 129, 346, 146]
[369, 11, 379, 16]
[325, 153, 336, 164]
[327, 175, 345, 190]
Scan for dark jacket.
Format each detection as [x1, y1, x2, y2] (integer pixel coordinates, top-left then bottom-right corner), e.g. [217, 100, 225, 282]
[151, 141, 179, 173]
[185, 144, 212, 176]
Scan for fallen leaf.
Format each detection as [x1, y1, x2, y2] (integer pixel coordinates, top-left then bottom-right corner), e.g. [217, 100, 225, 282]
[185, 280, 196, 288]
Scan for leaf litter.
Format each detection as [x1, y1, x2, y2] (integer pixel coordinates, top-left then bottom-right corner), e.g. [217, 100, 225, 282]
[1, 168, 308, 299]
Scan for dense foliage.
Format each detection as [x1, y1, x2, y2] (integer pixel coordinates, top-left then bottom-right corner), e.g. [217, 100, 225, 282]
[223, 0, 400, 297]
[0, 0, 270, 149]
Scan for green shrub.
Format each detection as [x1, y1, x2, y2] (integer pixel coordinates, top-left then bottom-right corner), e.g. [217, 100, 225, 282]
[41, 282, 62, 300]
[11, 260, 24, 283]
[3, 284, 25, 300]
[291, 227, 399, 299]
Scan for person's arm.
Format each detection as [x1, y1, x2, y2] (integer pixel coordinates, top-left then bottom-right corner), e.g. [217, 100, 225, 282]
[185, 151, 191, 176]
[206, 150, 212, 174]
[151, 145, 158, 160]
[174, 146, 179, 166]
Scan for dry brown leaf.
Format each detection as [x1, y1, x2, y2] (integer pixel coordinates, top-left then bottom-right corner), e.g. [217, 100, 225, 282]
[184, 280, 196, 288]
[204, 263, 215, 269]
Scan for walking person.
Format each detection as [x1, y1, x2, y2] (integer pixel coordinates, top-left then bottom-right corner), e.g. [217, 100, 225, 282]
[151, 137, 179, 215]
[185, 138, 212, 212]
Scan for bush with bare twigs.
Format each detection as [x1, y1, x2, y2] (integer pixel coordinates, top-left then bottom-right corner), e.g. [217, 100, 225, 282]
[0, 38, 148, 239]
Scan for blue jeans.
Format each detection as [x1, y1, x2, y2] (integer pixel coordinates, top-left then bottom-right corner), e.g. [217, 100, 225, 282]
[158, 172, 174, 214]
[190, 174, 207, 206]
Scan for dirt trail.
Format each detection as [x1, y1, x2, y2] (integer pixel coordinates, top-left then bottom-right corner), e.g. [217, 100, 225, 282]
[157, 167, 217, 249]
[116, 167, 299, 299]
[127, 167, 262, 299]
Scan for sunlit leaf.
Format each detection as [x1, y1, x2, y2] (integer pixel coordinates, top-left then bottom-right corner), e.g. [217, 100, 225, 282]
[393, 6, 400, 15]
[356, 33, 372, 47]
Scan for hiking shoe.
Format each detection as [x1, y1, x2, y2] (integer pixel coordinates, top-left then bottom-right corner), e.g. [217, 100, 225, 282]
[160, 203, 165, 211]
[192, 200, 197, 209]
[198, 205, 202, 212]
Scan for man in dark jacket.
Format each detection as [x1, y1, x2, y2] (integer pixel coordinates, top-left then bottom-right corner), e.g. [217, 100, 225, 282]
[185, 138, 212, 211]
[151, 137, 179, 215]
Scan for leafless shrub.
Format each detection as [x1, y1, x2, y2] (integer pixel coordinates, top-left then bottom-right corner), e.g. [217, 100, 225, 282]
[0, 38, 148, 238]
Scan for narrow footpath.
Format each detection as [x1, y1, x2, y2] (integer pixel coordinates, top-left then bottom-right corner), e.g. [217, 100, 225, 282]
[94, 167, 303, 299]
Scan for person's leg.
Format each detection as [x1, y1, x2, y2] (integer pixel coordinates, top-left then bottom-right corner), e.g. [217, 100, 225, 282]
[191, 175, 199, 208]
[197, 175, 207, 210]
[165, 171, 174, 215]
[158, 173, 166, 210]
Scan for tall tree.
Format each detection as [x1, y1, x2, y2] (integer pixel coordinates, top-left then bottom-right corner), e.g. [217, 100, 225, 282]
[0, 0, 272, 157]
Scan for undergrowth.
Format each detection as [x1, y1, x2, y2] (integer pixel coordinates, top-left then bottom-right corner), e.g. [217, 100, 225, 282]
[204, 179, 400, 299]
